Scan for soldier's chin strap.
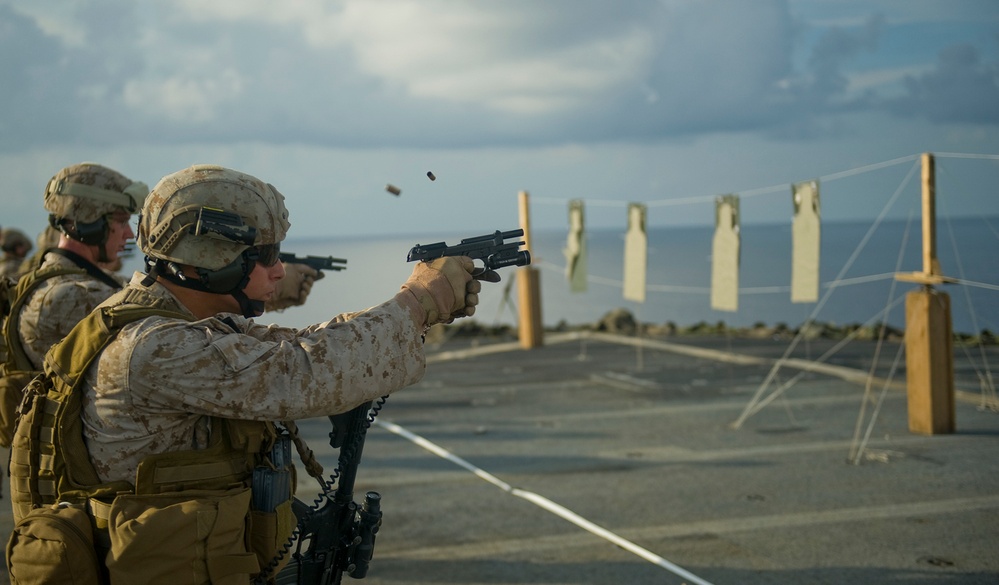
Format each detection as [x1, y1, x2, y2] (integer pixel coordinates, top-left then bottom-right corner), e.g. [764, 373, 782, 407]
[232, 290, 266, 318]
[143, 257, 266, 318]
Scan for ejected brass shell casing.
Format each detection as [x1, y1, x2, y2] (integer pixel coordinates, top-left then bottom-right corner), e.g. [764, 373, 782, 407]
[427, 171, 436, 181]
[385, 184, 401, 196]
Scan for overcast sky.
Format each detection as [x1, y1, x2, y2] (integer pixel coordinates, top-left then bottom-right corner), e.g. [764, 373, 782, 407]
[2, 0, 998, 240]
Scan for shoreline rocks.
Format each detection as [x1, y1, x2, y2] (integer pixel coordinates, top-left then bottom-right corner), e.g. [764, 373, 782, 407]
[427, 308, 995, 347]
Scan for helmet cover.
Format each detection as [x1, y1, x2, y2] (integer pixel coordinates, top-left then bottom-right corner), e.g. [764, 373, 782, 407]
[43, 163, 147, 224]
[138, 164, 291, 271]
[1, 228, 32, 253]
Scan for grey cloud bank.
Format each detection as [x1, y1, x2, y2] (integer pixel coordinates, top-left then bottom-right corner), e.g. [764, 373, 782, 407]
[1, 0, 998, 239]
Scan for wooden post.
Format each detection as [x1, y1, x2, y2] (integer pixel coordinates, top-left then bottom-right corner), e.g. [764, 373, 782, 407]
[921, 152, 941, 277]
[896, 153, 955, 434]
[904, 289, 955, 434]
[517, 190, 543, 349]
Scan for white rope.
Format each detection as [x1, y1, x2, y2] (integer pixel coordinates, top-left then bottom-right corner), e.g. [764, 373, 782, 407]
[375, 419, 716, 585]
[849, 212, 914, 464]
[935, 152, 999, 160]
[952, 278, 999, 292]
[817, 154, 921, 182]
[529, 152, 932, 208]
[537, 260, 904, 296]
[736, 293, 908, 422]
[529, 196, 625, 207]
[852, 342, 907, 465]
[732, 160, 920, 429]
[937, 160, 998, 406]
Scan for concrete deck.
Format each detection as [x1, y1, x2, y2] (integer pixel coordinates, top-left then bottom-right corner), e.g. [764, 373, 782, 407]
[3, 331, 998, 584]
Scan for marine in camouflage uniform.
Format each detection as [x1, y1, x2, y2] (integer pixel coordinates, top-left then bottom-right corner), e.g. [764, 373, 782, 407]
[10, 165, 321, 371]
[5, 165, 489, 583]
[83, 270, 430, 481]
[0, 227, 32, 280]
[80, 164, 488, 482]
[11, 163, 146, 371]
[0, 227, 24, 364]
[64, 165, 487, 585]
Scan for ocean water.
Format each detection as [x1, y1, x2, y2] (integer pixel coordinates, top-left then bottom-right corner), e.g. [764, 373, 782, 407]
[123, 217, 998, 335]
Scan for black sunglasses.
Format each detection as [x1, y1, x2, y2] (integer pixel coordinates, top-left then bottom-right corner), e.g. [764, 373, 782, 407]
[252, 243, 281, 267]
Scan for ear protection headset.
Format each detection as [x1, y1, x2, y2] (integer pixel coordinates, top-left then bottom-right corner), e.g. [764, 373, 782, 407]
[186, 205, 259, 294]
[143, 206, 267, 316]
[46, 179, 148, 249]
[49, 214, 109, 246]
[194, 246, 260, 295]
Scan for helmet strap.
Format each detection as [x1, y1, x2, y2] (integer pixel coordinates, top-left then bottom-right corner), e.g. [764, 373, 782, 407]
[140, 257, 160, 287]
[231, 289, 266, 318]
[96, 240, 110, 264]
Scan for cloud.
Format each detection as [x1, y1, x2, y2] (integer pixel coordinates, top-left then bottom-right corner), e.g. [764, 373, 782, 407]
[806, 13, 883, 98]
[845, 65, 928, 96]
[323, 1, 656, 115]
[764, 12, 886, 140]
[889, 43, 999, 124]
[1, 0, 997, 155]
[123, 70, 246, 123]
[0, 4, 76, 142]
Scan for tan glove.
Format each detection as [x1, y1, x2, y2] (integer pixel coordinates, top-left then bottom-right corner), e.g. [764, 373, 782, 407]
[397, 256, 477, 328]
[265, 262, 320, 312]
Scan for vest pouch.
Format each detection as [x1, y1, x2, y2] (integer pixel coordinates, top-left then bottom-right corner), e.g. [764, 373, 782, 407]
[0, 366, 36, 448]
[9, 390, 52, 523]
[248, 498, 296, 575]
[105, 487, 259, 585]
[6, 502, 104, 585]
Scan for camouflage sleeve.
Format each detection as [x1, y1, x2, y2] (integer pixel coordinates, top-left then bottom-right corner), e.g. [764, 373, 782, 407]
[118, 296, 426, 421]
[19, 277, 118, 369]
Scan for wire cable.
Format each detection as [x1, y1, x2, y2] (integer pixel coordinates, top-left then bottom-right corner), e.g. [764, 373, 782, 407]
[849, 212, 914, 464]
[732, 160, 920, 428]
[530, 153, 927, 208]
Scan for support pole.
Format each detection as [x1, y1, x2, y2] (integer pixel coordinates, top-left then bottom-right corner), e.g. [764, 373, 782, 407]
[904, 288, 955, 434]
[518, 190, 543, 349]
[921, 152, 941, 277]
[896, 153, 955, 435]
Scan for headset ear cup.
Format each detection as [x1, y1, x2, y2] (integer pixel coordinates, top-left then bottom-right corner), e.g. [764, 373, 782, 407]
[74, 217, 110, 246]
[197, 253, 254, 294]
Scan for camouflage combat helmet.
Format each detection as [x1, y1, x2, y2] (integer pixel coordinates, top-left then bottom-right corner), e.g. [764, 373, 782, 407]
[138, 164, 290, 271]
[0, 228, 32, 254]
[44, 163, 147, 225]
[138, 164, 291, 316]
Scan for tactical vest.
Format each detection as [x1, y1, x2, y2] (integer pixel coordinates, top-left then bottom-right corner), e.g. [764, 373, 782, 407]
[0, 263, 88, 447]
[7, 286, 296, 584]
[0, 275, 13, 368]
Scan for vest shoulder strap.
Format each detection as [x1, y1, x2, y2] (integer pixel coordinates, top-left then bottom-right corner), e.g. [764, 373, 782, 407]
[3, 264, 88, 373]
[45, 303, 188, 389]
